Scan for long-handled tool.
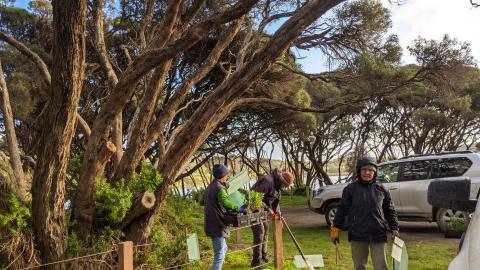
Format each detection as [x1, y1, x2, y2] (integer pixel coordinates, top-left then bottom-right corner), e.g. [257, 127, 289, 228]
[280, 215, 315, 270]
[335, 242, 342, 267]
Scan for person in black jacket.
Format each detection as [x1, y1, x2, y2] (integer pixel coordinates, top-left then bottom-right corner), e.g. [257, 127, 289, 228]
[204, 164, 246, 270]
[250, 169, 294, 268]
[330, 156, 399, 270]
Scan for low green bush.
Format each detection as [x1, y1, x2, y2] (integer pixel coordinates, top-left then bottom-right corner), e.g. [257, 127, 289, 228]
[0, 192, 31, 236]
[94, 161, 163, 226]
[139, 195, 207, 268]
[248, 190, 264, 211]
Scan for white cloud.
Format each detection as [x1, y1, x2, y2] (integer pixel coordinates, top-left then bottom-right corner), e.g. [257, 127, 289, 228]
[383, 0, 480, 64]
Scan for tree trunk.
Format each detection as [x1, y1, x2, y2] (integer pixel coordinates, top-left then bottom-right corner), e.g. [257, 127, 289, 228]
[119, 191, 155, 229]
[0, 59, 28, 201]
[31, 0, 87, 267]
[113, 112, 123, 166]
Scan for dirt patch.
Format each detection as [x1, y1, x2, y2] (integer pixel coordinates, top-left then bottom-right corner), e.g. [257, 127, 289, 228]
[281, 206, 461, 245]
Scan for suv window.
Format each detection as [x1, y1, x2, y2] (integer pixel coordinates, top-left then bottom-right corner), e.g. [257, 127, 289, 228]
[377, 163, 400, 183]
[431, 157, 472, 178]
[402, 160, 435, 181]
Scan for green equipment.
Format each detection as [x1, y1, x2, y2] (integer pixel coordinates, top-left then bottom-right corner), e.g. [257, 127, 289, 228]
[226, 171, 250, 208]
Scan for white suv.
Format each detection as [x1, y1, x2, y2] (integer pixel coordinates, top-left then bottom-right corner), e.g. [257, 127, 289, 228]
[308, 151, 480, 231]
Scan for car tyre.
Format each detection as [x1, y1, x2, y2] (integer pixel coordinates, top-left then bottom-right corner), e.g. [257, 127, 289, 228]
[436, 208, 469, 233]
[325, 202, 339, 227]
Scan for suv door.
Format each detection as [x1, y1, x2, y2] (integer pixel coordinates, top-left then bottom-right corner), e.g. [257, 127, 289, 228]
[399, 159, 436, 216]
[377, 163, 402, 212]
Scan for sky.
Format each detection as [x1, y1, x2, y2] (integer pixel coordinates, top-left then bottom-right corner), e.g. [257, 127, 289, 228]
[297, 0, 480, 73]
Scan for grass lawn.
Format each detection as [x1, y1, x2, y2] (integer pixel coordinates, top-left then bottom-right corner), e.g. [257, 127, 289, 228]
[182, 195, 458, 269]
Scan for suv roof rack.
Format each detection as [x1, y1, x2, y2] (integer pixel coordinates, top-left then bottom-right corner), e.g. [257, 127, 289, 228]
[398, 150, 476, 160]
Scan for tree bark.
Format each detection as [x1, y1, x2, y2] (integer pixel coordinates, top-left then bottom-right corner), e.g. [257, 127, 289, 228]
[0, 59, 28, 201]
[31, 0, 87, 267]
[124, 0, 346, 243]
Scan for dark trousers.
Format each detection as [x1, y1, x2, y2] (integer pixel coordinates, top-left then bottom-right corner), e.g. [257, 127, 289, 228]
[251, 219, 269, 265]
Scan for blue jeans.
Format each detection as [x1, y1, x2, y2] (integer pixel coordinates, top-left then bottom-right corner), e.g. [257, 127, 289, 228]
[211, 237, 227, 270]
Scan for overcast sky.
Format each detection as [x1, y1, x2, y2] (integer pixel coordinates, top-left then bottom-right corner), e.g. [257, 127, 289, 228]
[297, 0, 480, 73]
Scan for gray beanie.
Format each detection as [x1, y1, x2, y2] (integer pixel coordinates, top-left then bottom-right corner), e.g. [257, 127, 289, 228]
[212, 164, 229, 179]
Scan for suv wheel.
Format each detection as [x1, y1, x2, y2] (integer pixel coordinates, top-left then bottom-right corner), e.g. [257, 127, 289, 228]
[436, 208, 469, 232]
[325, 202, 339, 226]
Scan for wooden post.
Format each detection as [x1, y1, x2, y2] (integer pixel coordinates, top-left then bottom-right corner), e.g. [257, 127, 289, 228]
[273, 216, 284, 269]
[119, 241, 133, 270]
[236, 229, 241, 243]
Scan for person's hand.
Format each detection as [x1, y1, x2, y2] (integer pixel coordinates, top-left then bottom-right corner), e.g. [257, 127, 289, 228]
[268, 209, 275, 217]
[330, 226, 341, 244]
[239, 207, 247, 214]
[391, 230, 399, 240]
[276, 210, 282, 217]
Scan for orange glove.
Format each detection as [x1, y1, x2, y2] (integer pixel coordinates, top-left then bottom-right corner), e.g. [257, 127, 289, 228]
[330, 226, 341, 244]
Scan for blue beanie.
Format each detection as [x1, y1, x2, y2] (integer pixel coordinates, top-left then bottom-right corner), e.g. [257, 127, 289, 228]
[212, 164, 229, 179]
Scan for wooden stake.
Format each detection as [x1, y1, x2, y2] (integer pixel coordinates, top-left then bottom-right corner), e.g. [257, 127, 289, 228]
[119, 241, 133, 270]
[236, 229, 241, 243]
[273, 216, 284, 269]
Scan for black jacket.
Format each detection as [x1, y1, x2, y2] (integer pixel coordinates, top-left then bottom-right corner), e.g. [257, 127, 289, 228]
[204, 179, 230, 238]
[333, 178, 399, 242]
[251, 169, 282, 212]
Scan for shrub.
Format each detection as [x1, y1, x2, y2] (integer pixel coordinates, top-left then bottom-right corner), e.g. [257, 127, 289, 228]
[129, 161, 163, 194]
[94, 161, 163, 226]
[139, 195, 206, 268]
[0, 192, 31, 236]
[247, 190, 264, 212]
[95, 179, 133, 225]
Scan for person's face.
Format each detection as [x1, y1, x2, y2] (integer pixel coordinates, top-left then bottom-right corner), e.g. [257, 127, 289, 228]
[220, 174, 229, 182]
[360, 165, 376, 182]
